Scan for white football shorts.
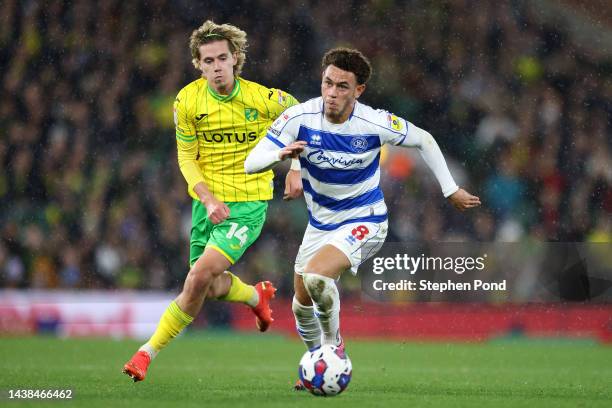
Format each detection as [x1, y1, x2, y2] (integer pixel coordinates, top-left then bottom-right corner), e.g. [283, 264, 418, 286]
[294, 220, 388, 276]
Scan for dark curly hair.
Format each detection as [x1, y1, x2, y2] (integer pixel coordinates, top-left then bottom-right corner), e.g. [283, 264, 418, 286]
[321, 48, 372, 85]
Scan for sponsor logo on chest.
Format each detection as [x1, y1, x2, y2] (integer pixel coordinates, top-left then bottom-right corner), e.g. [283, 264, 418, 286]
[306, 149, 365, 169]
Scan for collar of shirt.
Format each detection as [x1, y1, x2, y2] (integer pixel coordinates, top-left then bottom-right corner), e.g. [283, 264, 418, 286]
[207, 78, 241, 102]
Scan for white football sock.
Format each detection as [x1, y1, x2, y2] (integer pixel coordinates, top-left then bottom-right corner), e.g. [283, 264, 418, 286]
[139, 342, 158, 359]
[292, 296, 322, 351]
[302, 273, 341, 346]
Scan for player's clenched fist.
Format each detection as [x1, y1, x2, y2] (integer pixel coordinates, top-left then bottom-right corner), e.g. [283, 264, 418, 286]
[203, 196, 230, 224]
[193, 182, 230, 224]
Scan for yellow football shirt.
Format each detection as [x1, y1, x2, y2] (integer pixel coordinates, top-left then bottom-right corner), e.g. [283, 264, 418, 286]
[174, 77, 297, 201]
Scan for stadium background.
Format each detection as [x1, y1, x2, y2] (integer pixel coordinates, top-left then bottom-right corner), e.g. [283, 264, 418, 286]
[1, 0, 611, 342]
[1, 1, 611, 406]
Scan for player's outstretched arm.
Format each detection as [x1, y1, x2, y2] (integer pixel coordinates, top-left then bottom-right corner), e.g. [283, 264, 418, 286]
[392, 121, 481, 210]
[448, 188, 481, 211]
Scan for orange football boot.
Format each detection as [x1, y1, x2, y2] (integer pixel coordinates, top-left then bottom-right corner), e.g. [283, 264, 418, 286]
[252, 281, 276, 332]
[122, 350, 151, 382]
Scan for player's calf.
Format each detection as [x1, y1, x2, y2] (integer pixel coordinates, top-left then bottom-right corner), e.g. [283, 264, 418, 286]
[292, 296, 322, 350]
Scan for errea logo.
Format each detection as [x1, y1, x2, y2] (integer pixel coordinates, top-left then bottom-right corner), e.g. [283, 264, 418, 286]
[310, 134, 322, 145]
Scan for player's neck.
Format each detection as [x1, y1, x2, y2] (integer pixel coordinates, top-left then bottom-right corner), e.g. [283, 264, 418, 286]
[325, 113, 347, 124]
[207, 78, 240, 102]
[324, 103, 355, 124]
[209, 78, 237, 96]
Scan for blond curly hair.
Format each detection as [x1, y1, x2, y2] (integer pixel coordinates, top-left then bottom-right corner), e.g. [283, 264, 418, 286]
[190, 20, 248, 77]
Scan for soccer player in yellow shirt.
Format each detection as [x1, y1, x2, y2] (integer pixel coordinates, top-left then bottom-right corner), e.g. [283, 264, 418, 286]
[123, 20, 300, 382]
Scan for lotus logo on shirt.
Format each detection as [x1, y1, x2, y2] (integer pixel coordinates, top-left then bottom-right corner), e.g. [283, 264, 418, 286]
[310, 134, 322, 145]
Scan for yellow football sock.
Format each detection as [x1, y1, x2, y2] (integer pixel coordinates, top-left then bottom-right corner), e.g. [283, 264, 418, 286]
[148, 301, 194, 352]
[219, 272, 258, 307]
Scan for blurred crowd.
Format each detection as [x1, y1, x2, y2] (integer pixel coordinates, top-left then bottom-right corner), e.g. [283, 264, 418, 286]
[1, 0, 610, 293]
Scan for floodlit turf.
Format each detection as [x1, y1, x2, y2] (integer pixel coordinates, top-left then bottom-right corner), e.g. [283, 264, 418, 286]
[0, 333, 610, 407]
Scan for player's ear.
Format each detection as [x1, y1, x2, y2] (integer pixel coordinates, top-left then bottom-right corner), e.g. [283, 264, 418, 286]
[355, 83, 366, 99]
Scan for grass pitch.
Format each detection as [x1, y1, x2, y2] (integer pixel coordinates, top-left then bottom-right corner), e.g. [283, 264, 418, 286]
[0, 333, 610, 407]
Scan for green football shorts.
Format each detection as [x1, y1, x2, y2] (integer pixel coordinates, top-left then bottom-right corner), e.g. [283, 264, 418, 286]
[189, 200, 268, 266]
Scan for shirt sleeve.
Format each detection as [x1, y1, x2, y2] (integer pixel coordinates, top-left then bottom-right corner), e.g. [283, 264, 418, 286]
[373, 109, 459, 198]
[245, 104, 302, 174]
[263, 103, 302, 148]
[266, 88, 299, 120]
[243, 137, 283, 174]
[174, 88, 205, 196]
[369, 109, 408, 145]
[401, 122, 459, 197]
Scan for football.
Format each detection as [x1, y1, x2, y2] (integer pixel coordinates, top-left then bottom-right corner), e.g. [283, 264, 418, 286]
[298, 345, 352, 396]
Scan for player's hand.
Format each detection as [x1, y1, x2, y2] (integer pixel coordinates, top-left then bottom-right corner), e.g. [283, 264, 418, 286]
[284, 169, 303, 201]
[202, 196, 230, 224]
[278, 141, 307, 161]
[448, 188, 481, 211]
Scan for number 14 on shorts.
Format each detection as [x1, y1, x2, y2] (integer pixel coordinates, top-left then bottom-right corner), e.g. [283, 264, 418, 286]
[226, 222, 249, 248]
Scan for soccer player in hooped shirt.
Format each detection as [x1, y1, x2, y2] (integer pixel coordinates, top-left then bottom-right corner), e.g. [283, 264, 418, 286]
[123, 20, 299, 382]
[245, 48, 481, 389]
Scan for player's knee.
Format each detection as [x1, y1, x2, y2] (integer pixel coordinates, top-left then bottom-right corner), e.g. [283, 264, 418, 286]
[303, 273, 339, 312]
[184, 271, 209, 295]
[184, 264, 220, 294]
[302, 272, 319, 293]
[302, 272, 330, 298]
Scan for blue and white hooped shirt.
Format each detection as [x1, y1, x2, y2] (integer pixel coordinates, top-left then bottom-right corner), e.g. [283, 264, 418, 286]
[264, 97, 413, 231]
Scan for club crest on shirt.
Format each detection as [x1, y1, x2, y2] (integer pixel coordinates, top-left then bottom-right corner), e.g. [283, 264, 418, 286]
[245, 108, 258, 122]
[387, 113, 403, 131]
[350, 136, 368, 153]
